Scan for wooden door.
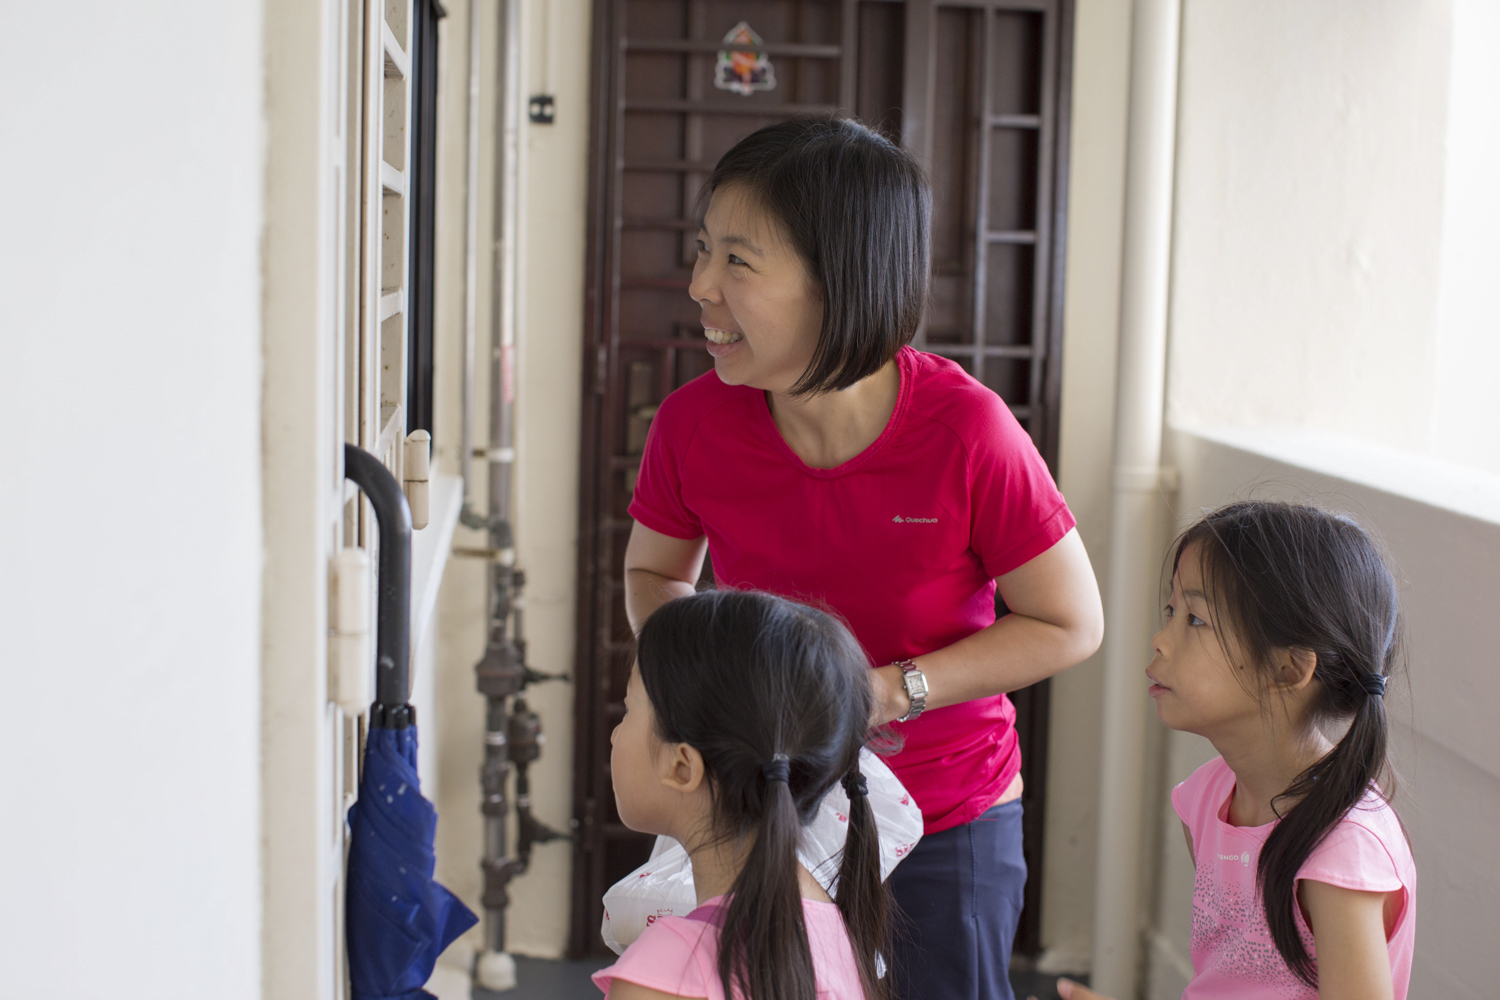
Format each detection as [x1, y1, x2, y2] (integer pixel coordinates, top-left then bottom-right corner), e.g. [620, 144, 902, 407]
[572, 0, 1071, 958]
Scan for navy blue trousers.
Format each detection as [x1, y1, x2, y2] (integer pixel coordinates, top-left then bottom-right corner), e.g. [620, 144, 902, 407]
[888, 800, 1026, 1000]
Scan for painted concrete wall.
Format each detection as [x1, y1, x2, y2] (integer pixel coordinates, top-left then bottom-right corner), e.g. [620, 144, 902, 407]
[1429, 0, 1500, 476]
[0, 2, 265, 996]
[432, 0, 498, 966]
[505, 0, 593, 956]
[1167, 0, 1452, 453]
[1167, 0, 1500, 482]
[430, 0, 591, 961]
[1042, 0, 1133, 972]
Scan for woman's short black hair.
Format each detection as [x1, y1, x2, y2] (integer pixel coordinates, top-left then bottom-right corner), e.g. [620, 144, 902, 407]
[704, 115, 931, 395]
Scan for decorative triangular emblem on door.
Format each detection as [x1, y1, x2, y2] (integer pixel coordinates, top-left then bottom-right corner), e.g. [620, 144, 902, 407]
[715, 22, 777, 96]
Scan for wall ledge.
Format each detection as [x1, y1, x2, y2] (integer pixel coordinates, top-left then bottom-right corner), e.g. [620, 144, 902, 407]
[1171, 424, 1500, 527]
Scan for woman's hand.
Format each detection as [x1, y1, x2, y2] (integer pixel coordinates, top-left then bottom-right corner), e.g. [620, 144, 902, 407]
[1028, 978, 1113, 1000]
[870, 663, 912, 726]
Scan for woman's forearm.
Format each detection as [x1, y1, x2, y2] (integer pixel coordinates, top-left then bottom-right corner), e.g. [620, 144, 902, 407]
[625, 568, 699, 633]
[873, 611, 1097, 721]
[622, 522, 709, 632]
[872, 529, 1103, 723]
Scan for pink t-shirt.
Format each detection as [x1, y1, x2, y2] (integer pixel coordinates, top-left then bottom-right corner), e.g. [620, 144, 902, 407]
[1172, 757, 1416, 1000]
[629, 347, 1075, 832]
[592, 897, 865, 999]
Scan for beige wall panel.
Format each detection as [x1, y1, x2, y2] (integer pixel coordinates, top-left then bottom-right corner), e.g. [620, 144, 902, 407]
[1166, 0, 1453, 451]
[1, 0, 267, 994]
[506, 0, 593, 959]
[1043, 0, 1132, 973]
[432, 0, 497, 965]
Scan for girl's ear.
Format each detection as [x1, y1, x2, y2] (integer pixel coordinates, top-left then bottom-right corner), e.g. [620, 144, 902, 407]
[657, 742, 707, 796]
[1272, 648, 1319, 692]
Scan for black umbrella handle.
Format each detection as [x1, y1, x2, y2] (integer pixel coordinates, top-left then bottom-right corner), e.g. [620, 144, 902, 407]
[344, 443, 414, 729]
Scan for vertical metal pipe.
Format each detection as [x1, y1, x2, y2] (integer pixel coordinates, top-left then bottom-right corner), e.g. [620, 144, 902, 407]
[1090, 0, 1182, 995]
[460, 0, 483, 512]
[474, 0, 535, 974]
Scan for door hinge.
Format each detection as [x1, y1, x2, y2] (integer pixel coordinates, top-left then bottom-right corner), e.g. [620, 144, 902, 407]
[403, 430, 431, 530]
[595, 346, 608, 396]
[328, 547, 371, 714]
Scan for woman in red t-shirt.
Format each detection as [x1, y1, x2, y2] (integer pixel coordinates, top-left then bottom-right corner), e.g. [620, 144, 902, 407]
[623, 116, 1104, 1000]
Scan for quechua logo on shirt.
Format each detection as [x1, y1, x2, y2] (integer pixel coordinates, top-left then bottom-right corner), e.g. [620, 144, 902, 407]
[892, 515, 938, 524]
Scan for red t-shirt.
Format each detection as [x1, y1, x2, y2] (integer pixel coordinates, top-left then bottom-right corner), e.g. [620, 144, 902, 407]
[628, 347, 1075, 832]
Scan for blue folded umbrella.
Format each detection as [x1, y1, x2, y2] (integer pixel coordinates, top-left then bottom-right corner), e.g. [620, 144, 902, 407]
[342, 444, 478, 999]
[347, 724, 478, 1000]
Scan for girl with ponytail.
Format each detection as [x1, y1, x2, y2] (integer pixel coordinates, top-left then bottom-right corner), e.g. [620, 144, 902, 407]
[1056, 500, 1416, 1000]
[593, 589, 890, 1000]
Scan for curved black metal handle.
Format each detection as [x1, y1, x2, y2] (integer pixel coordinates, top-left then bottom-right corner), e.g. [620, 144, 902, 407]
[344, 444, 414, 729]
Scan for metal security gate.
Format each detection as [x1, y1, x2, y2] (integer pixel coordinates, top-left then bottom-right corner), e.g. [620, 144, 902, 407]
[572, 0, 1072, 958]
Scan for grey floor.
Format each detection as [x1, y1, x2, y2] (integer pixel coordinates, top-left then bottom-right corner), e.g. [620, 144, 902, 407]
[473, 955, 1084, 999]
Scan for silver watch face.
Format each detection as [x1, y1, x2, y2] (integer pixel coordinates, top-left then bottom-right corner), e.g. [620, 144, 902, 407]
[903, 670, 927, 700]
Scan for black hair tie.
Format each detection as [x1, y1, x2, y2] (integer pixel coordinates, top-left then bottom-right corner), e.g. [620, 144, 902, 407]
[763, 753, 791, 784]
[1358, 673, 1388, 698]
[841, 771, 868, 799]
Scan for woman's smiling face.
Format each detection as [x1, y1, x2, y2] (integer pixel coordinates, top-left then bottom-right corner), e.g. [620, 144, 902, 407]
[688, 184, 824, 394]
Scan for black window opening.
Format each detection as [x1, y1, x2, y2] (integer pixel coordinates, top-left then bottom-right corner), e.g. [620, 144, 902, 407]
[407, 0, 446, 434]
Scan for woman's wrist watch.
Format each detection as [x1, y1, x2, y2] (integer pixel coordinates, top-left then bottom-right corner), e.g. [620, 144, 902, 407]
[893, 659, 928, 723]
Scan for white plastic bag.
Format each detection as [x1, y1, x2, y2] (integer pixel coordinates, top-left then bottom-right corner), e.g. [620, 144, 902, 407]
[600, 748, 922, 954]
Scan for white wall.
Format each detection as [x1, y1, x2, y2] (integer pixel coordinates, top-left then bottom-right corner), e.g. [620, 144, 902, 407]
[1166, 0, 1500, 481]
[430, 0, 591, 962]
[506, 0, 592, 955]
[1167, 0, 1452, 453]
[0, 2, 265, 997]
[1042, 0, 1133, 972]
[432, 0, 495, 965]
[1429, 0, 1500, 475]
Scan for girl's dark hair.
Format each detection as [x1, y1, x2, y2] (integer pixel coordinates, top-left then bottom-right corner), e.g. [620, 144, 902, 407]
[1173, 501, 1403, 986]
[704, 115, 931, 396]
[637, 589, 889, 1000]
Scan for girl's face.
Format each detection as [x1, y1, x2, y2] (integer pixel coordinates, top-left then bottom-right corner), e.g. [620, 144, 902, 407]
[609, 663, 679, 836]
[689, 184, 825, 395]
[1146, 542, 1264, 736]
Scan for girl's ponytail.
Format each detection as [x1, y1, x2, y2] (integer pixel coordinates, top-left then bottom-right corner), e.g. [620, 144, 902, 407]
[833, 768, 890, 1000]
[1174, 501, 1402, 988]
[719, 756, 817, 1000]
[1259, 667, 1391, 985]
